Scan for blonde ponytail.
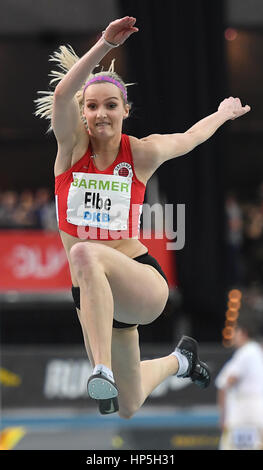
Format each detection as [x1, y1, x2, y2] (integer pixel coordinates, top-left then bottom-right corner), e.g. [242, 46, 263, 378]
[35, 44, 133, 132]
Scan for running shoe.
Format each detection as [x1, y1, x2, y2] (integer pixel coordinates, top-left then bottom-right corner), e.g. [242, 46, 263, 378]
[176, 335, 210, 389]
[87, 371, 119, 415]
[98, 397, 119, 415]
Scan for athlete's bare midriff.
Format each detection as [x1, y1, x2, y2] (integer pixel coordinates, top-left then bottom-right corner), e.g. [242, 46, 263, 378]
[59, 229, 149, 284]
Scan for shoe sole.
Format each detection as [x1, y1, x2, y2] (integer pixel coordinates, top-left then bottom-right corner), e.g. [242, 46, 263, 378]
[87, 375, 118, 400]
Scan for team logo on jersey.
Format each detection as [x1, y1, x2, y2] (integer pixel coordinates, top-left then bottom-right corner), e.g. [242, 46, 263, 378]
[113, 162, 133, 180]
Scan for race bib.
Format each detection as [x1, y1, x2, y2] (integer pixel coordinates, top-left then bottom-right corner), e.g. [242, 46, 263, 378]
[232, 427, 260, 449]
[67, 173, 131, 231]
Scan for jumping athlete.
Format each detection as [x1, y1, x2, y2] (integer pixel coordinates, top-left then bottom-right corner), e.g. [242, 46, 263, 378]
[35, 16, 250, 417]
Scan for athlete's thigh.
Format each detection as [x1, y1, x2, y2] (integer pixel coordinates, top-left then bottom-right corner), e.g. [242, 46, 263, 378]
[99, 245, 169, 324]
[111, 326, 143, 416]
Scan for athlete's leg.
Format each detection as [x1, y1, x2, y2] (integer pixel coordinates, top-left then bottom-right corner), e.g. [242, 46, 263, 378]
[111, 325, 179, 419]
[70, 242, 169, 370]
[71, 247, 114, 369]
[76, 307, 95, 368]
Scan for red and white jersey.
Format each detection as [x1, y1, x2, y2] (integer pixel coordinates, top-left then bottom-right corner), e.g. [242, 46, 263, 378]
[55, 134, 146, 240]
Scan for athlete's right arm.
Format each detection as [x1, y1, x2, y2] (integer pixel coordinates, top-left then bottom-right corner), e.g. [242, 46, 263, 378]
[52, 37, 113, 176]
[52, 17, 138, 174]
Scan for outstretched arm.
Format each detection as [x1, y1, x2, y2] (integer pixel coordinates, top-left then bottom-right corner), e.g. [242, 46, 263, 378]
[52, 16, 138, 175]
[137, 97, 251, 172]
[53, 16, 138, 103]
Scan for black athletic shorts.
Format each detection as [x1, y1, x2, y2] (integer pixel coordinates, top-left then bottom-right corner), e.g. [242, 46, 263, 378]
[71, 251, 168, 329]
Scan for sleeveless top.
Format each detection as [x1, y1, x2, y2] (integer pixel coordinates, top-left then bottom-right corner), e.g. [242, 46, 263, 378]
[55, 134, 146, 240]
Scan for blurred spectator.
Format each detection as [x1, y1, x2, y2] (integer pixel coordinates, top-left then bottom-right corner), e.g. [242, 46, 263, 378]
[0, 188, 57, 230]
[0, 191, 19, 228]
[225, 192, 244, 286]
[12, 190, 38, 228]
[34, 188, 57, 230]
[215, 311, 263, 450]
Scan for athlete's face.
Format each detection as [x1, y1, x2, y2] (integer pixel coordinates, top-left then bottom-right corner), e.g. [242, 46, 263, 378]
[83, 83, 129, 138]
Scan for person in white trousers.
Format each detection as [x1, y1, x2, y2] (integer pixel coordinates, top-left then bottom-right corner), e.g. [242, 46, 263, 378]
[215, 312, 263, 450]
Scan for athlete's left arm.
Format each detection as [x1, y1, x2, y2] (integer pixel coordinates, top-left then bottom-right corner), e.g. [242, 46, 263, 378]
[139, 97, 250, 171]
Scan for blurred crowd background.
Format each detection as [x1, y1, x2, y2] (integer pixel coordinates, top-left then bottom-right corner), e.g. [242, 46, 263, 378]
[0, 188, 57, 231]
[226, 183, 263, 288]
[2, 183, 263, 289]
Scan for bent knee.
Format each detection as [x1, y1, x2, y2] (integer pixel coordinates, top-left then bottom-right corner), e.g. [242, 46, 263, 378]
[70, 243, 100, 269]
[70, 242, 90, 263]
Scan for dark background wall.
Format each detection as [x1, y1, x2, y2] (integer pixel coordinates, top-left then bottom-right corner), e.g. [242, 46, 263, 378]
[1, 0, 263, 344]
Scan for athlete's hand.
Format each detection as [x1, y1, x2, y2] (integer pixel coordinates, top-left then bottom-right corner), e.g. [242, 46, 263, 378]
[218, 97, 251, 120]
[103, 16, 139, 45]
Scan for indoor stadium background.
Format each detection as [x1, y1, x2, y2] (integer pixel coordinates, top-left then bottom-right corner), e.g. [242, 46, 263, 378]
[1, 0, 263, 451]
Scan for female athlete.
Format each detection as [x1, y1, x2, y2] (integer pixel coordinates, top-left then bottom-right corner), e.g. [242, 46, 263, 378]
[35, 16, 250, 417]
